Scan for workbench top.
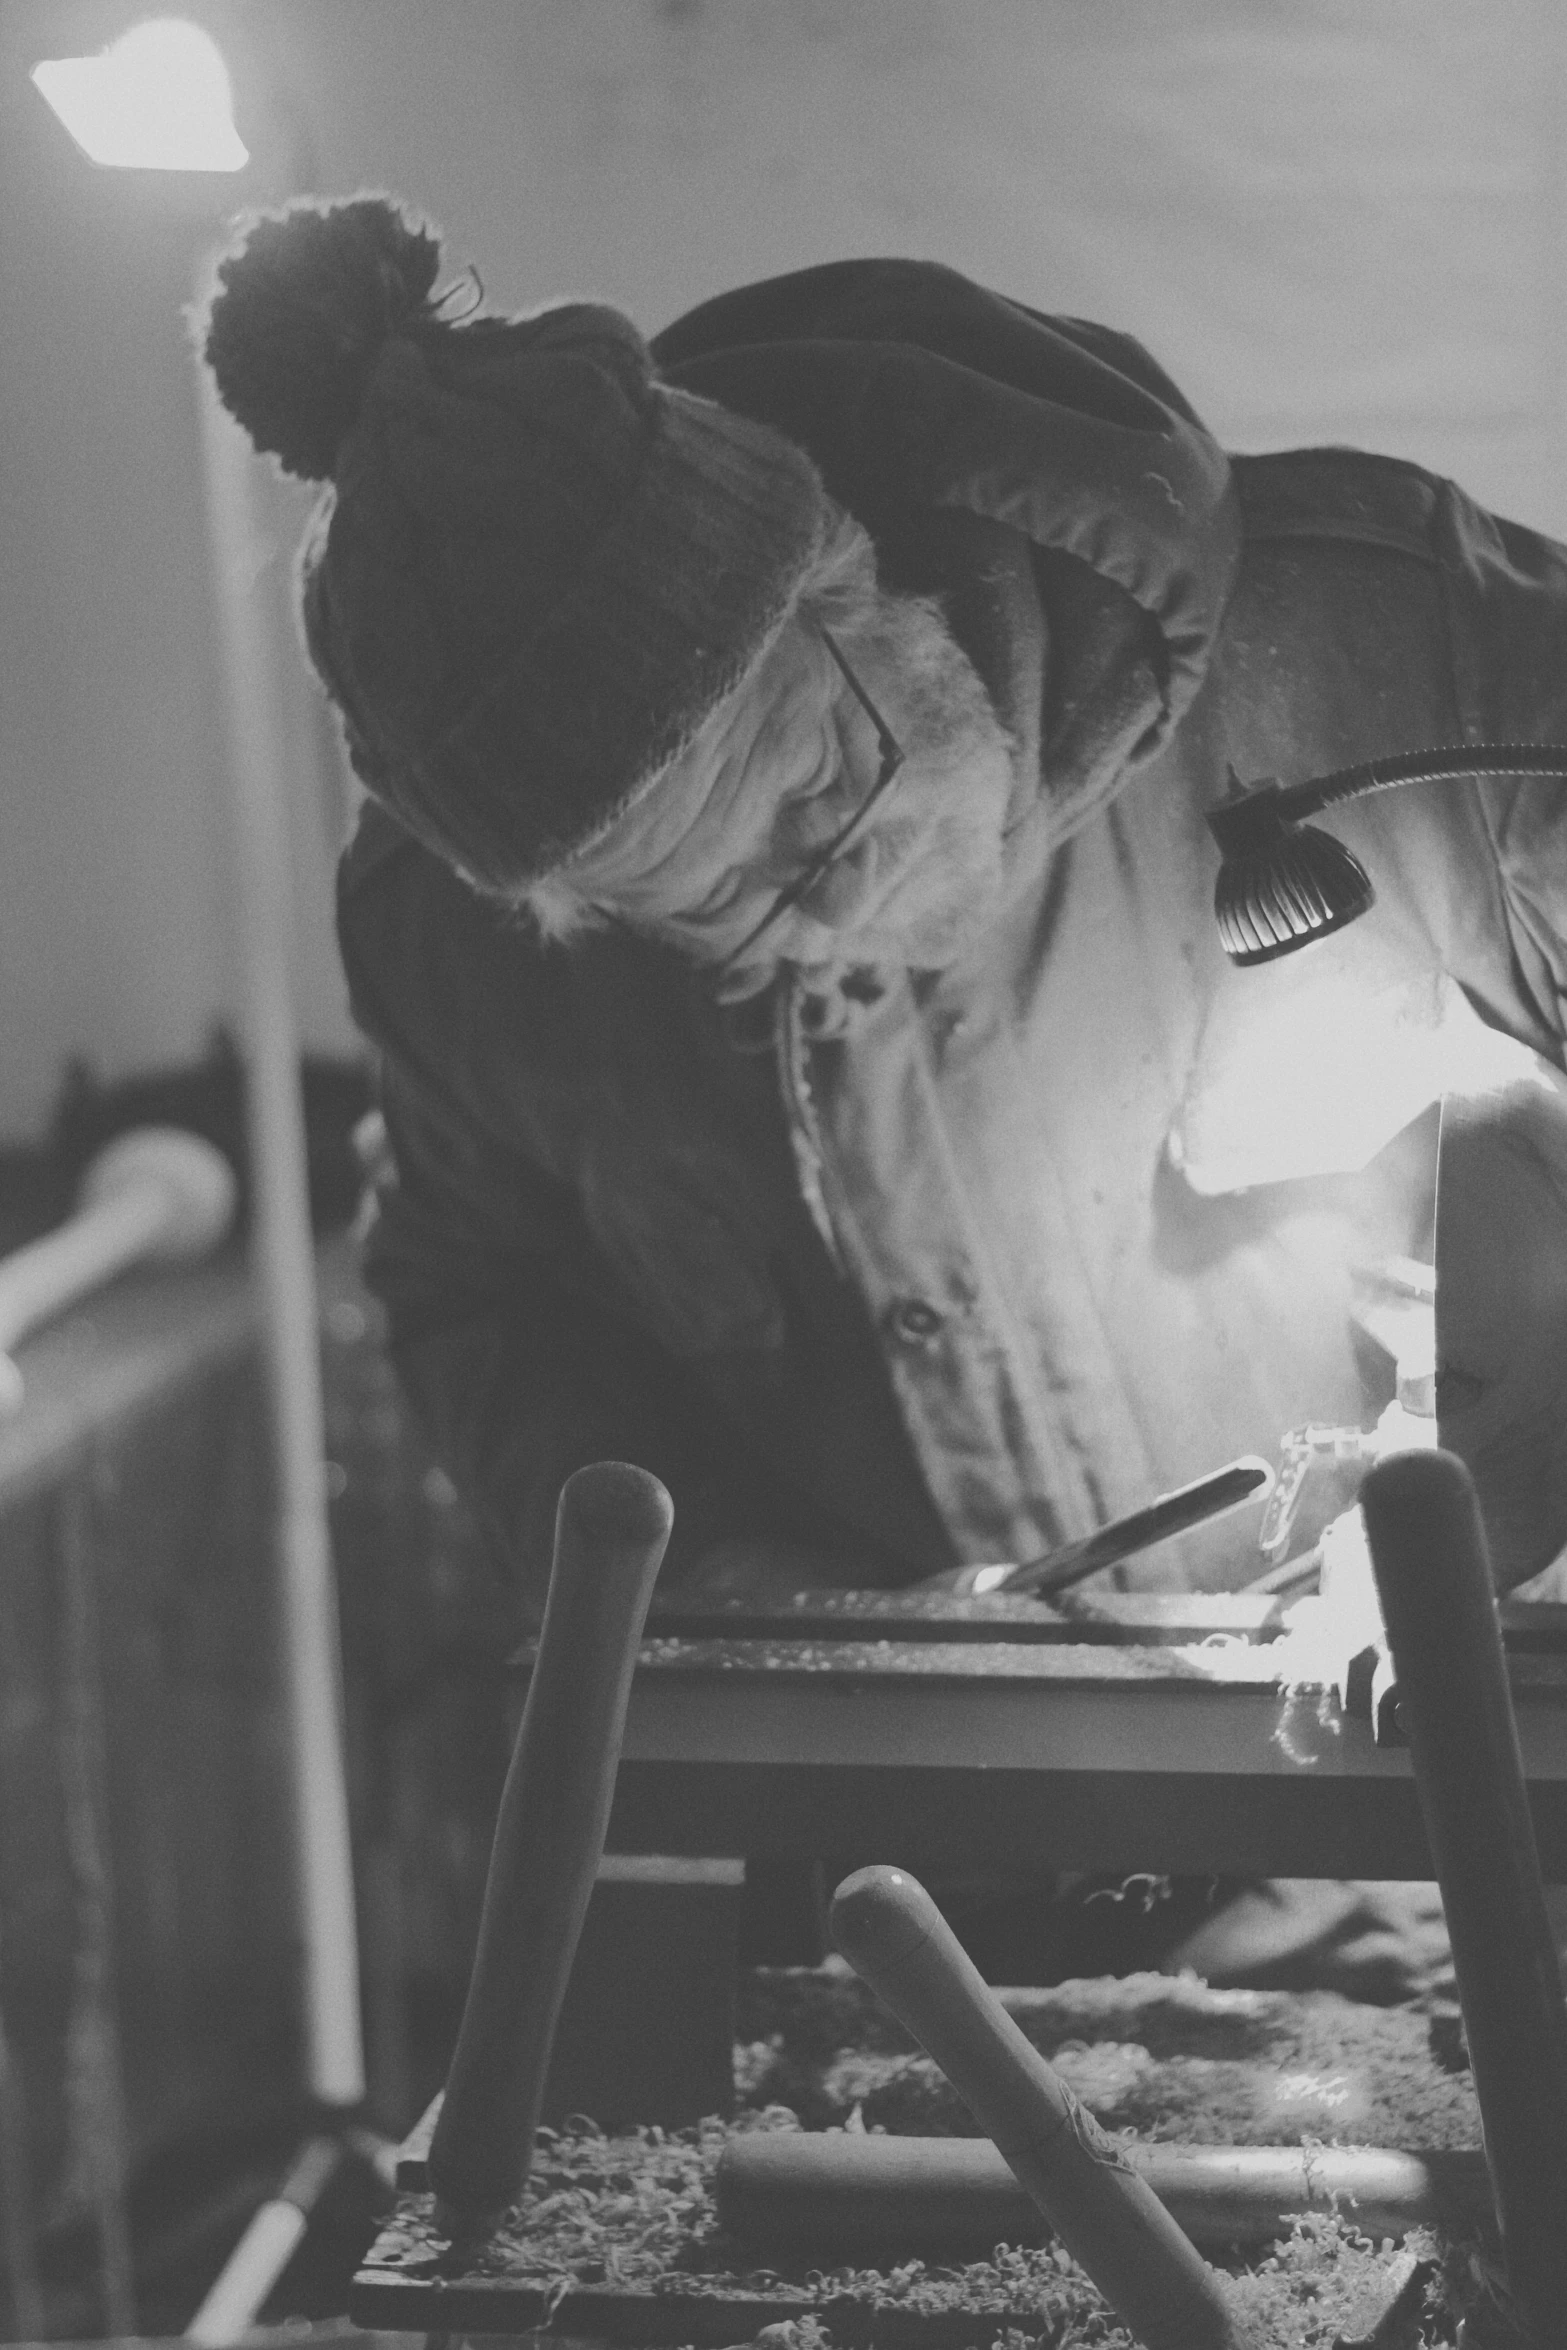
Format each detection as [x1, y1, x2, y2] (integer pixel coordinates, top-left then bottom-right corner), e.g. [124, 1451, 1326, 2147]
[570, 1593, 1567, 1886]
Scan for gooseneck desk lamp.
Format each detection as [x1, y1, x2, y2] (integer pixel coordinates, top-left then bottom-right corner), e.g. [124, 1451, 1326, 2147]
[1208, 744, 1567, 964]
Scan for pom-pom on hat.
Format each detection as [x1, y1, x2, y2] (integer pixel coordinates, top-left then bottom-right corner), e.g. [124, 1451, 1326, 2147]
[198, 194, 830, 885]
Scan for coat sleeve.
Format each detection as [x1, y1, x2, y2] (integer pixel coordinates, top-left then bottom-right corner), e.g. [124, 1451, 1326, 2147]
[1435, 478, 1567, 1053]
[337, 827, 773, 1627]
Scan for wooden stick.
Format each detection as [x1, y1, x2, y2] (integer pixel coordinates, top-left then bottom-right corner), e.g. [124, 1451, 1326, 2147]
[830, 1867, 1255, 2350]
[0, 1127, 236, 1411]
[1360, 1450, 1567, 2349]
[714, 2132, 1490, 2262]
[185, 2137, 342, 2347]
[428, 1462, 674, 2246]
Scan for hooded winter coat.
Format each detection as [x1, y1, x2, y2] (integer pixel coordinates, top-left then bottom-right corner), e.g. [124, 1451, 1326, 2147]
[337, 260, 1567, 1622]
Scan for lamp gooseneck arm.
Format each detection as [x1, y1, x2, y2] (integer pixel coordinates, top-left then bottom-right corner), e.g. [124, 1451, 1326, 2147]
[1211, 743, 1567, 852]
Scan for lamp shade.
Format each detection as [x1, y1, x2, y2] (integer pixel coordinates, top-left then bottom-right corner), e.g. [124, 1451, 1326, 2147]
[1208, 744, 1567, 966]
[1212, 816, 1374, 966]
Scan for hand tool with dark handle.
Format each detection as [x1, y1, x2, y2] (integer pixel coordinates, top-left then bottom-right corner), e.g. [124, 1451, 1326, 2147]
[918, 1457, 1273, 1599]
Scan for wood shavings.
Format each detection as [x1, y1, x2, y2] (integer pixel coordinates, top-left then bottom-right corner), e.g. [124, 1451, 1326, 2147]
[359, 1967, 1501, 2344]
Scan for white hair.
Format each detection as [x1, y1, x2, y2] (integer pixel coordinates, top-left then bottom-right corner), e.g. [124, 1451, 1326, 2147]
[515, 506, 885, 946]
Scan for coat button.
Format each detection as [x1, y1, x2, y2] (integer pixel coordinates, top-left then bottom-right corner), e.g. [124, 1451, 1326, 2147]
[886, 1296, 946, 1346]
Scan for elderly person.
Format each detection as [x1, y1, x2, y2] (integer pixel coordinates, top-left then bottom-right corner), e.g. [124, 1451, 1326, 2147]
[204, 197, 1567, 1988]
[205, 202, 1567, 1616]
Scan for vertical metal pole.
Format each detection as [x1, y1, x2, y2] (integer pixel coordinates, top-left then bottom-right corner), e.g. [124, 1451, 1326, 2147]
[195, 359, 364, 2108]
[1360, 1449, 1567, 2347]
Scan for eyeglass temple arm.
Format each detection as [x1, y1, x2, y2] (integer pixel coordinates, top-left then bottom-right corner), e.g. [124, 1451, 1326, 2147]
[712, 635, 904, 976]
[818, 629, 904, 775]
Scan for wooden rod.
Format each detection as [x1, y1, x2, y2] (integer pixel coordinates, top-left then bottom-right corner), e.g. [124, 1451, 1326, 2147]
[0, 1128, 236, 1411]
[830, 1866, 1255, 2350]
[428, 1462, 674, 2246]
[715, 2132, 1490, 2262]
[1360, 1449, 1567, 2348]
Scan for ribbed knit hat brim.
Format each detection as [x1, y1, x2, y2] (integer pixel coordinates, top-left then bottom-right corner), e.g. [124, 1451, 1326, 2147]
[301, 331, 830, 886]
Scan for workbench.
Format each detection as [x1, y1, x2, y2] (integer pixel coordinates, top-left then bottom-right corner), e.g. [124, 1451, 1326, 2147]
[348, 1546, 1567, 2344]
[591, 1586, 1567, 1884]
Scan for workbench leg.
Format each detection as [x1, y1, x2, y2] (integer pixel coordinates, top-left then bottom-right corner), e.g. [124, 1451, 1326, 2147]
[543, 1855, 744, 2129]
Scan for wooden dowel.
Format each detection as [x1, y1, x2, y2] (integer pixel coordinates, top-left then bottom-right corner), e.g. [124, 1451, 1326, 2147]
[0, 1186, 169, 1351]
[830, 1867, 1255, 2350]
[185, 2137, 342, 2347]
[428, 1462, 673, 2246]
[714, 2132, 1491, 2262]
[1360, 1449, 1567, 2349]
[0, 1128, 236, 1409]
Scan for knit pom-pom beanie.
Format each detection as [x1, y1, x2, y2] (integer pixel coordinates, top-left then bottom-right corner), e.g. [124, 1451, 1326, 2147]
[198, 193, 829, 884]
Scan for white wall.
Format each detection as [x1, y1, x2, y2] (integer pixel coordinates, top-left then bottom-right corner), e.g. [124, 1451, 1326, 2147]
[1, 0, 1563, 1142]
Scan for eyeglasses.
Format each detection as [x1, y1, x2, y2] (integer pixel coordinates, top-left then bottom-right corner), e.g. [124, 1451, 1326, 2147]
[711, 626, 906, 981]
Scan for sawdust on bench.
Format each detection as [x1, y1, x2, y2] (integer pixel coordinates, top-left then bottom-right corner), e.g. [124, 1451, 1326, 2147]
[373, 1965, 1505, 2345]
